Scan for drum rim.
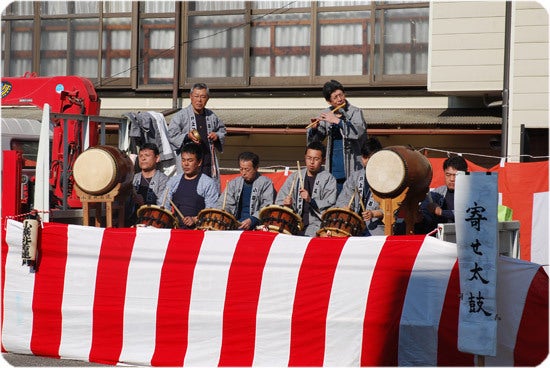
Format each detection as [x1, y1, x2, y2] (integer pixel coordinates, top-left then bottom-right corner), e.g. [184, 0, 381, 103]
[259, 204, 304, 230]
[136, 204, 173, 218]
[316, 227, 353, 237]
[197, 208, 239, 223]
[263, 224, 293, 235]
[319, 207, 366, 236]
[136, 204, 178, 229]
[321, 207, 364, 223]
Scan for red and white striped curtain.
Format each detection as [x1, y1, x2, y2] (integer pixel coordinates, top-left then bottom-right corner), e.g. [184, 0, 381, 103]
[2, 220, 547, 366]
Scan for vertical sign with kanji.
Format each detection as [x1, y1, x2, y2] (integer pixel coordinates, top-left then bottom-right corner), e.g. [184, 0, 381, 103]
[454, 172, 498, 356]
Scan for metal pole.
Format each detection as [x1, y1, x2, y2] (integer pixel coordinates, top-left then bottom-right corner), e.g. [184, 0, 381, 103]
[501, 1, 512, 159]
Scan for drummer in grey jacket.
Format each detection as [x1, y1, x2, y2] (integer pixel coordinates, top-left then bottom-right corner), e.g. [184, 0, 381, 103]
[165, 143, 219, 229]
[167, 83, 226, 186]
[125, 143, 169, 226]
[335, 137, 385, 236]
[217, 152, 276, 230]
[276, 141, 337, 236]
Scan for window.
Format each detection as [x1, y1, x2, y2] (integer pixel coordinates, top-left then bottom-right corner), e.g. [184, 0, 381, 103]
[138, 2, 176, 86]
[1, 1, 429, 90]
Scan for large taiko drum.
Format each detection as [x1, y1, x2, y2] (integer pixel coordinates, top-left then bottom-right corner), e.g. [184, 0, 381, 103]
[196, 208, 240, 231]
[316, 207, 365, 237]
[73, 145, 134, 195]
[365, 145, 432, 199]
[136, 205, 178, 229]
[259, 205, 303, 235]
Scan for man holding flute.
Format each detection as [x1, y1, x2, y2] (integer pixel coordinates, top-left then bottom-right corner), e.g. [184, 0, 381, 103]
[275, 142, 337, 236]
[307, 80, 368, 194]
[216, 151, 276, 230]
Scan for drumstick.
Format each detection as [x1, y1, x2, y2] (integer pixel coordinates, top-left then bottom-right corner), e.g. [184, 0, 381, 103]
[348, 187, 358, 209]
[305, 102, 346, 129]
[169, 199, 186, 223]
[222, 180, 229, 210]
[161, 187, 170, 208]
[359, 192, 366, 213]
[286, 172, 297, 200]
[296, 160, 304, 189]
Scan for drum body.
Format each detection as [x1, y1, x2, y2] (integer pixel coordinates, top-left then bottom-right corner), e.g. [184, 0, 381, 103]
[365, 145, 432, 199]
[73, 145, 134, 195]
[259, 205, 303, 235]
[136, 205, 178, 229]
[316, 207, 365, 237]
[196, 209, 240, 231]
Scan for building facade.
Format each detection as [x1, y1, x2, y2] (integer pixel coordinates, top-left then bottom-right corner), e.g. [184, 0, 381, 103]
[1, 1, 548, 170]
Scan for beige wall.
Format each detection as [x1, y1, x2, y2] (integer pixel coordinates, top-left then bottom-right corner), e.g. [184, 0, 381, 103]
[508, 1, 549, 160]
[428, 1, 506, 93]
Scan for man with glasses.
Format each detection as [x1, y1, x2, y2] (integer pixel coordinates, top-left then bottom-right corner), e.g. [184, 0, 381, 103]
[217, 151, 276, 230]
[167, 83, 226, 188]
[307, 79, 367, 194]
[276, 141, 337, 236]
[416, 155, 469, 234]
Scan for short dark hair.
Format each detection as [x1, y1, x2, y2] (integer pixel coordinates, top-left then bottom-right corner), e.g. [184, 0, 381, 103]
[322, 79, 345, 101]
[190, 83, 210, 96]
[238, 151, 259, 168]
[361, 137, 382, 158]
[305, 141, 327, 159]
[443, 156, 468, 172]
[181, 142, 203, 162]
[140, 142, 160, 156]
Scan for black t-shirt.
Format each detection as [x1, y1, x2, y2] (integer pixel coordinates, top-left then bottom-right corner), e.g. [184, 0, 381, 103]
[195, 113, 212, 176]
[172, 174, 205, 229]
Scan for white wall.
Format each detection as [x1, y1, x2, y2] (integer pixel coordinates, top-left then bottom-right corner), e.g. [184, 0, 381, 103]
[428, 1, 505, 94]
[508, 1, 549, 160]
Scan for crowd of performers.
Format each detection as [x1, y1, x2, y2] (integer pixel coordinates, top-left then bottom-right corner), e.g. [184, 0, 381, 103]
[126, 80, 468, 236]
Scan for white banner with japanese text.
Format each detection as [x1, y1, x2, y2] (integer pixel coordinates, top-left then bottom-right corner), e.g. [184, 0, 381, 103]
[455, 172, 499, 356]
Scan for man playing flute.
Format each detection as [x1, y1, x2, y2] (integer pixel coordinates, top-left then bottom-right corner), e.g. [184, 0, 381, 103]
[307, 80, 368, 194]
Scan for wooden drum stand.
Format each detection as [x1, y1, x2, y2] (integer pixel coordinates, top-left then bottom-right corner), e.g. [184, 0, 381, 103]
[75, 183, 129, 228]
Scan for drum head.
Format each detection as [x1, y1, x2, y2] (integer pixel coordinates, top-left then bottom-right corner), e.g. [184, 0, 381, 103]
[74, 148, 116, 195]
[366, 149, 406, 196]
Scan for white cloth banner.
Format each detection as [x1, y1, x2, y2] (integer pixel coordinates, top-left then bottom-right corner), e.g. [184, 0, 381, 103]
[455, 172, 499, 356]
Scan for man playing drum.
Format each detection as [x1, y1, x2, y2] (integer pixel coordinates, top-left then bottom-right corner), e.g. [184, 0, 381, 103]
[165, 143, 220, 229]
[276, 141, 337, 236]
[307, 80, 367, 194]
[217, 152, 276, 230]
[415, 155, 468, 234]
[335, 137, 385, 236]
[125, 143, 169, 226]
